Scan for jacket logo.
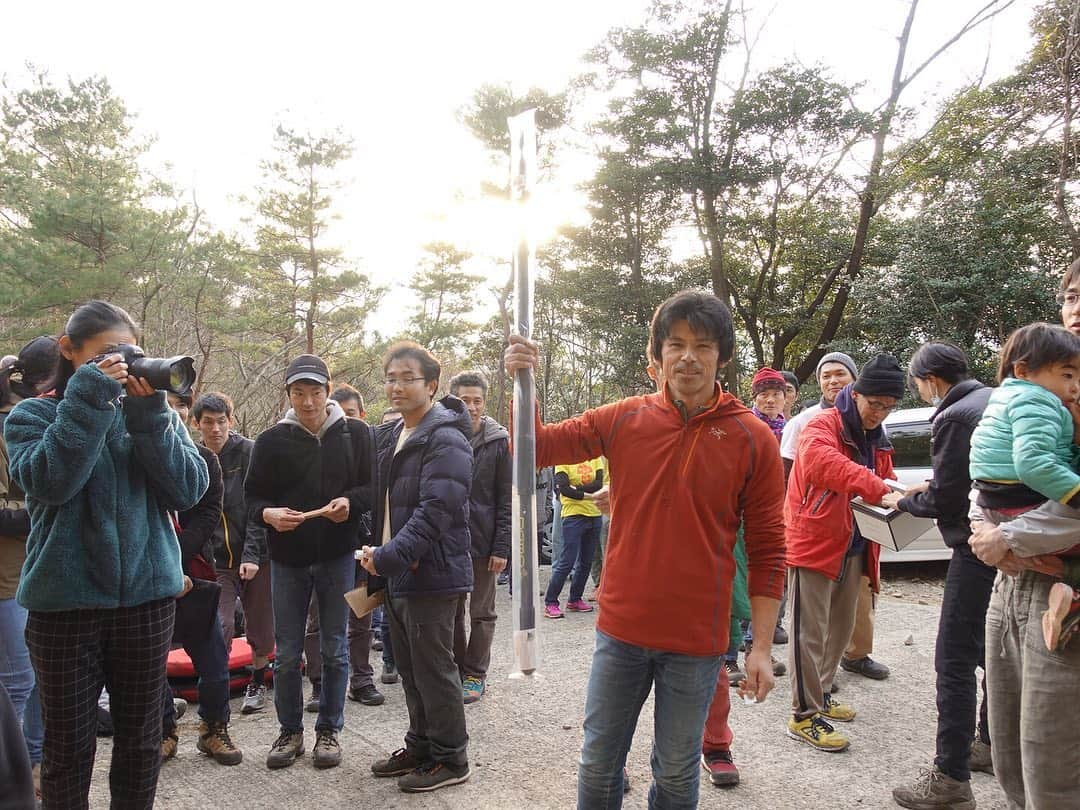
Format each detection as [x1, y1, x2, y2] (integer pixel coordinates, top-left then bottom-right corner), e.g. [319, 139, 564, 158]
[710, 427, 726, 440]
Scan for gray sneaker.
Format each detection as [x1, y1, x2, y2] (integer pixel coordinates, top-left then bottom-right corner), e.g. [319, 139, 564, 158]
[398, 761, 471, 793]
[312, 730, 342, 769]
[305, 682, 321, 713]
[892, 765, 975, 810]
[969, 739, 994, 775]
[241, 682, 266, 715]
[266, 730, 304, 769]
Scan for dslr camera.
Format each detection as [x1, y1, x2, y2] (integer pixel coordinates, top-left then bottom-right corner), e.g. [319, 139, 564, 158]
[90, 344, 196, 396]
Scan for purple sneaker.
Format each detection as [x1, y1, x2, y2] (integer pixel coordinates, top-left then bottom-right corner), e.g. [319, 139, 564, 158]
[566, 599, 594, 613]
[544, 603, 564, 619]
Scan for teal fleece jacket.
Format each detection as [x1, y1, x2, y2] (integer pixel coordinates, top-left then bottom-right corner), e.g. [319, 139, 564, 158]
[4, 363, 209, 611]
[969, 377, 1080, 506]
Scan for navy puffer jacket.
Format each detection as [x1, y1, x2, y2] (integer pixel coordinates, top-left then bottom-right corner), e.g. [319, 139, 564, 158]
[371, 396, 474, 598]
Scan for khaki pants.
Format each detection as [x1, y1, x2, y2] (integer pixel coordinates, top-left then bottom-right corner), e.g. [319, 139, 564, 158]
[986, 570, 1080, 809]
[789, 554, 864, 720]
[453, 557, 498, 680]
[845, 575, 875, 659]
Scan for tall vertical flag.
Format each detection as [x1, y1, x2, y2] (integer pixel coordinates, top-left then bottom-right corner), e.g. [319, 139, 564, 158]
[508, 109, 540, 677]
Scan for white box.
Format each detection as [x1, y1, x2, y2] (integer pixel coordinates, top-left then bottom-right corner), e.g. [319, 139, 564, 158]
[850, 481, 937, 552]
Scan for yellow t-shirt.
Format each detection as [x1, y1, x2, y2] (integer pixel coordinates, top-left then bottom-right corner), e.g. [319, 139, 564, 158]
[556, 457, 605, 518]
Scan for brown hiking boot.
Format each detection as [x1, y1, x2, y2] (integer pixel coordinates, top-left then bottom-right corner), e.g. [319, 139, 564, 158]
[197, 720, 243, 766]
[161, 732, 178, 761]
[892, 765, 975, 810]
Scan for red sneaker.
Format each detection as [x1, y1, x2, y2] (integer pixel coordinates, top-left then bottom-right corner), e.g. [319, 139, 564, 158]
[701, 750, 740, 787]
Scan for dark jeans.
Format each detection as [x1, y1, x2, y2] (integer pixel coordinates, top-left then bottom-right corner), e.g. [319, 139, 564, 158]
[162, 591, 231, 730]
[545, 515, 601, 606]
[935, 544, 995, 782]
[386, 593, 468, 768]
[380, 607, 395, 667]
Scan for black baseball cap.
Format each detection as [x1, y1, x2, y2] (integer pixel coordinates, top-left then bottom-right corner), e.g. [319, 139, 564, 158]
[284, 354, 330, 387]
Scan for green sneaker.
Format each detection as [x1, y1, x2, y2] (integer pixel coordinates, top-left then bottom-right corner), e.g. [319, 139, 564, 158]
[462, 676, 485, 704]
[787, 714, 849, 752]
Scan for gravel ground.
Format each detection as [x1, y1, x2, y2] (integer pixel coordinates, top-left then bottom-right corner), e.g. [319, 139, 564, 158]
[84, 562, 1007, 809]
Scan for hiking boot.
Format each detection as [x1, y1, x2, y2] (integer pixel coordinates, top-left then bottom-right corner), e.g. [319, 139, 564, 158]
[566, 599, 593, 613]
[969, 739, 993, 775]
[462, 676, 485, 704]
[787, 714, 850, 752]
[821, 693, 856, 723]
[841, 655, 890, 680]
[372, 747, 422, 777]
[701, 750, 740, 787]
[305, 682, 321, 712]
[312, 729, 342, 769]
[266, 730, 304, 769]
[241, 682, 267, 714]
[773, 624, 789, 645]
[381, 664, 399, 684]
[544, 603, 564, 619]
[161, 732, 178, 761]
[398, 761, 471, 793]
[723, 658, 745, 687]
[173, 697, 188, 720]
[197, 721, 243, 766]
[349, 684, 385, 706]
[892, 765, 975, 810]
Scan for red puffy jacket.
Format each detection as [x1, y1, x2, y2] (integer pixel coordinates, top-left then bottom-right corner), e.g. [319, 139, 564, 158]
[784, 407, 894, 592]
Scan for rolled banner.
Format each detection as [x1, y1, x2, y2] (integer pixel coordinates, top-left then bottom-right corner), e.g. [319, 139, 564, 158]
[508, 108, 540, 677]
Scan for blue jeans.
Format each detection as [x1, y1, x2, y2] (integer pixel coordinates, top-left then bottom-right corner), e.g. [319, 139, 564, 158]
[272, 553, 354, 734]
[0, 597, 43, 763]
[578, 630, 721, 810]
[162, 600, 231, 729]
[545, 515, 601, 605]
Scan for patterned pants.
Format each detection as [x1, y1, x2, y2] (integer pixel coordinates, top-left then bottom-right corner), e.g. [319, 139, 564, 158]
[26, 598, 175, 810]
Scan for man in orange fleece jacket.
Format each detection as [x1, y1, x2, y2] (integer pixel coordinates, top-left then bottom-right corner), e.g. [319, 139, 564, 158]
[505, 290, 786, 810]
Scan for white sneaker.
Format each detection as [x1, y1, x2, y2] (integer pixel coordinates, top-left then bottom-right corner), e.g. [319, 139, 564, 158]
[241, 682, 266, 714]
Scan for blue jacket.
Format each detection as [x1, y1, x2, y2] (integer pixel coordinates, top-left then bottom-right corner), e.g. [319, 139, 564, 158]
[371, 396, 474, 598]
[4, 364, 209, 611]
[969, 377, 1080, 507]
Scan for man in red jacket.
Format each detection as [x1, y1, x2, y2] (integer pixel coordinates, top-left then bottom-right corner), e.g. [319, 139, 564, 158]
[784, 354, 905, 752]
[505, 291, 786, 810]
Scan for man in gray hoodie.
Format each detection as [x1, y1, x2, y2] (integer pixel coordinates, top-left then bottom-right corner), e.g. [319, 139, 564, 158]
[449, 372, 511, 704]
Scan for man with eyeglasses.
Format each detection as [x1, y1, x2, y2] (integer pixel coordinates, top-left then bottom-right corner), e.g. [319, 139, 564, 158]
[784, 354, 906, 753]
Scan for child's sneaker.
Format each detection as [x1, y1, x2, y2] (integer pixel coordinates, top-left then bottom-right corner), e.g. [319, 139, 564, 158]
[1042, 582, 1079, 651]
[566, 599, 593, 613]
[544, 603, 563, 619]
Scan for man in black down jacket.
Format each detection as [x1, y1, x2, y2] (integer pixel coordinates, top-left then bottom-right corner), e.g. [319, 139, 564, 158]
[360, 341, 474, 794]
[881, 344, 995, 810]
[449, 371, 511, 705]
[245, 355, 374, 772]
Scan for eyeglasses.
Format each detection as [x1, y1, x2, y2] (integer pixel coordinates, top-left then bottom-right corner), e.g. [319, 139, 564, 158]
[383, 376, 426, 387]
[1056, 291, 1080, 307]
[862, 399, 897, 414]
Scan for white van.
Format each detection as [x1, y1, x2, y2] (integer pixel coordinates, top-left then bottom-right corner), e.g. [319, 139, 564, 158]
[880, 406, 951, 562]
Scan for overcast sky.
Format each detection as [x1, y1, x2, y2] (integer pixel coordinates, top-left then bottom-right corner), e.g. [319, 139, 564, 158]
[0, 0, 1040, 333]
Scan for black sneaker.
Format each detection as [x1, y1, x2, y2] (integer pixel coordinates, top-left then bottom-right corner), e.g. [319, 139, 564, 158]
[349, 684, 385, 706]
[840, 655, 890, 680]
[381, 663, 399, 684]
[398, 761, 471, 793]
[312, 730, 342, 769]
[772, 624, 789, 645]
[266, 730, 304, 769]
[372, 747, 422, 778]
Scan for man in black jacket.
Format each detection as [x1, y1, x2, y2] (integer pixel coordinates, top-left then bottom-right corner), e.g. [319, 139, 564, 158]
[449, 372, 510, 704]
[164, 392, 242, 766]
[192, 392, 274, 715]
[360, 341, 473, 794]
[245, 355, 374, 772]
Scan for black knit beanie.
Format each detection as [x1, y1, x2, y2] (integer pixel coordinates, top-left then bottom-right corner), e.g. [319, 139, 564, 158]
[852, 354, 906, 400]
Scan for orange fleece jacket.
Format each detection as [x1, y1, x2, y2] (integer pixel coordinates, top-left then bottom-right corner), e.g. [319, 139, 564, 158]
[534, 385, 787, 656]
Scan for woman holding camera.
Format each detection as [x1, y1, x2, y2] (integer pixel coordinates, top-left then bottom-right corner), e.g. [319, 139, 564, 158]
[3, 301, 208, 810]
